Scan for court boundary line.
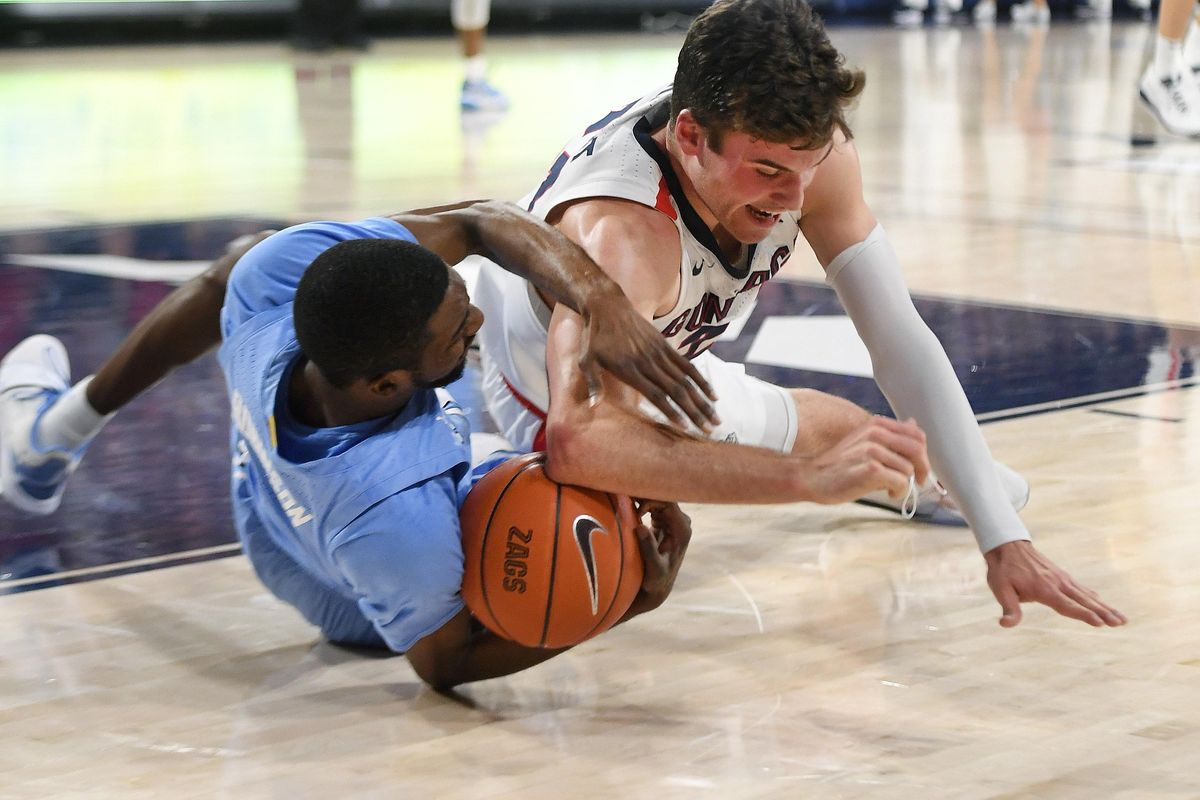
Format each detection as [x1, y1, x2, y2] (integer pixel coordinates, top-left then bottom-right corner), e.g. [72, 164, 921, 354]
[977, 377, 1198, 424]
[0, 542, 241, 593]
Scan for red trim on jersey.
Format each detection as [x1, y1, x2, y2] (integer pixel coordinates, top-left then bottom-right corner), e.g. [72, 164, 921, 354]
[654, 177, 678, 221]
[502, 375, 549, 452]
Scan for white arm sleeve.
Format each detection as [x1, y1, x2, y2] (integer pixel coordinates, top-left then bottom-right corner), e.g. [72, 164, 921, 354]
[826, 223, 1030, 553]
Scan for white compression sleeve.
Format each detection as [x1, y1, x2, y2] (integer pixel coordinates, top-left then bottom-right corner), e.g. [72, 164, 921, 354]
[451, 0, 491, 31]
[826, 223, 1031, 553]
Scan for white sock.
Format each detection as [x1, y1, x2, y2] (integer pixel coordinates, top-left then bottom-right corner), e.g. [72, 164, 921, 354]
[36, 376, 112, 451]
[465, 55, 488, 84]
[1154, 34, 1185, 80]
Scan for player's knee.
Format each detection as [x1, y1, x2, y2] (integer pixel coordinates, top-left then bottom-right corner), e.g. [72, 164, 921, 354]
[789, 388, 868, 435]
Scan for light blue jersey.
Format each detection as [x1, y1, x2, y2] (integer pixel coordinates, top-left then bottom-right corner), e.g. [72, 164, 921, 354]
[217, 218, 472, 652]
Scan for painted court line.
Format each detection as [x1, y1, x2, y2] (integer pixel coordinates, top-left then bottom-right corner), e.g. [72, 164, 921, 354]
[0, 542, 242, 591]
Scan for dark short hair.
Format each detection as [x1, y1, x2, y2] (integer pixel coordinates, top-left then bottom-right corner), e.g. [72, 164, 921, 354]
[293, 238, 449, 388]
[671, 0, 866, 150]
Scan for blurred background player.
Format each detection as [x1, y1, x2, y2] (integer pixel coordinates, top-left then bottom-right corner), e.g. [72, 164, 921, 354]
[454, 0, 509, 111]
[1010, 0, 1051, 26]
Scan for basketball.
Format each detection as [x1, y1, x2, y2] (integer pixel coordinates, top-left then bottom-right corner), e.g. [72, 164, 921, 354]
[459, 452, 644, 649]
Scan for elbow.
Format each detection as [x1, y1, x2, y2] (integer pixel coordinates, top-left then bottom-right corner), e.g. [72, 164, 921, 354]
[406, 652, 462, 692]
[543, 414, 587, 486]
[420, 670, 460, 693]
[543, 394, 609, 488]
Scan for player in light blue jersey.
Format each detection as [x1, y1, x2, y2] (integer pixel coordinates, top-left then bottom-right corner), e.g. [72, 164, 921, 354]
[0, 202, 704, 688]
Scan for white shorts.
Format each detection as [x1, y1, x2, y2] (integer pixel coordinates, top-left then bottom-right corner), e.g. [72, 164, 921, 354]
[480, 347, 799, 455]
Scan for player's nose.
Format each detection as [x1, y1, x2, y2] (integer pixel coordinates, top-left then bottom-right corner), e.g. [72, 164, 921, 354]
[467, 304, 485, 336]
[772, 172, 804, 210]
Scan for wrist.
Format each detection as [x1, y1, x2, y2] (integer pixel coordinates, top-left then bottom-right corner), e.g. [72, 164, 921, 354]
[617, 593, 653, 625]
[983, 538, 1032, 563]
[785, 454, 820, 503]
[574, 273, 623, 318]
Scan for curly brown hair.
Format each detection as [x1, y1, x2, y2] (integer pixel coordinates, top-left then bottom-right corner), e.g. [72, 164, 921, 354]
[671, 0, 866, 151]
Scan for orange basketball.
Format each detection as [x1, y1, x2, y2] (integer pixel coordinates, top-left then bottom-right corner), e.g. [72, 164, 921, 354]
[459, 452, 644, 649]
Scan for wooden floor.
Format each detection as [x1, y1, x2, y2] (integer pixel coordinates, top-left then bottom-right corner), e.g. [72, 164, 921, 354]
[3, 20, 1200, 799]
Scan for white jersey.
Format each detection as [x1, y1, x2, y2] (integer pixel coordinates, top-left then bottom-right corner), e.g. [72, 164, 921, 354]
[472, 87, 801, 450]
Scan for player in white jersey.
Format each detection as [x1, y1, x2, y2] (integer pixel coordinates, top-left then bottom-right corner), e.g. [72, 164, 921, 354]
[477, 86, 806, 453]
[475, 0, 1125, 630]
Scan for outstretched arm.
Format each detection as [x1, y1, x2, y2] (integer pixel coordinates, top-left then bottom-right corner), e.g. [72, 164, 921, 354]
[539, 196, 928, 505]
[88, 202, 716, 431]
[544, 303, 929, 505]
[801, 139, 1124, 628]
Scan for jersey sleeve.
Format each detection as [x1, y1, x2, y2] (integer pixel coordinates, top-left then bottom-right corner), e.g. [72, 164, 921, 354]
[328, 473, 466, 653]
[221, 217, 418, 335]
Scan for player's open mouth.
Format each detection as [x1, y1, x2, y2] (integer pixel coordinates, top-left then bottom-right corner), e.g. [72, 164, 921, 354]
[747, 205, 780, 224]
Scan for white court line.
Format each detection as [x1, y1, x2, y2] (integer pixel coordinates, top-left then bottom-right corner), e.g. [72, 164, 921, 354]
[5, 253, 209, 284]
[0, 542, 242, 591]
[672, 604, 757, 617]
[723, 571, 765, 634]
[976, 377, 1197, 423]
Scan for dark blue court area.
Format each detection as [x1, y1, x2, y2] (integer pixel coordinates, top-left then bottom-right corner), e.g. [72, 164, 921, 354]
[2, 218, 1197, 591]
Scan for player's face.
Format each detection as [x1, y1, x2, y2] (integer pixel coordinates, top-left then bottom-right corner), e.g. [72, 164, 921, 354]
[689, 129, 832, 244]
[415, 271, 484, 390]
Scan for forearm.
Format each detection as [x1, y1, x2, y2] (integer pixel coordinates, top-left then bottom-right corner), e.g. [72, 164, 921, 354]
[436, 632, 569, 689]
[546, 388, 807, 504]
[407, 609, 568, 689]
[87, 268, 228, 413]
[402, 201, 623, 316]
[872, 326, 1028, 551]
[417, 595, 671, 689]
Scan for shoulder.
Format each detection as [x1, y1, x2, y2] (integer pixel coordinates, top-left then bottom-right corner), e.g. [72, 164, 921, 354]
[555, 197, 681, 311]
[799, 134, 877, 266]
[526, 110, 666, 217]
[331, 477, 463, 562]
[557, 196, 679, 248]
[802, 132, 864, 218]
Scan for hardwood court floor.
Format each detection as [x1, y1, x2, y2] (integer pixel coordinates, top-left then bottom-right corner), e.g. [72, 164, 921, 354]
[2, 20, 1200, 799]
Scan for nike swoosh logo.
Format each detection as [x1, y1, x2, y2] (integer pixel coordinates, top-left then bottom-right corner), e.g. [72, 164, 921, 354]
[572, 515, 610, 615]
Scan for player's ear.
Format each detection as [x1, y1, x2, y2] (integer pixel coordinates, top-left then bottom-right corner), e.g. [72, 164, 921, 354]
[674, 109, 705, 157]
[367, 369, 411, 398]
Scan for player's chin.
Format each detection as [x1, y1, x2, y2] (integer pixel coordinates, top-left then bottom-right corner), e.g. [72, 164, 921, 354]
[420, 357, 469, 390]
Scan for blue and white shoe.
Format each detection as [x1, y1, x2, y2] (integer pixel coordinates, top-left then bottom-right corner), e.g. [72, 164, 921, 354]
[0, 335, 85, 515]
[460, 79, 510, 113]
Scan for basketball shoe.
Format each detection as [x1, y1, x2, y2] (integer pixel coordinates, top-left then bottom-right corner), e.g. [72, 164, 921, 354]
[856, 462, 1031, 527]
[460, 79, 509, 113]
[0, 335, 87, 515]
[1138, 64, 1200, 138]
